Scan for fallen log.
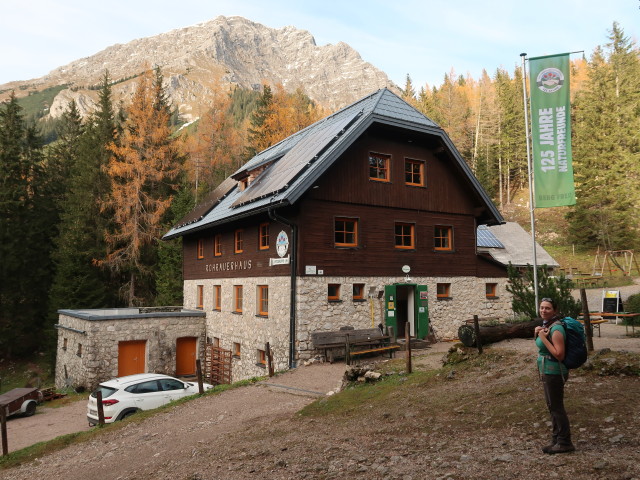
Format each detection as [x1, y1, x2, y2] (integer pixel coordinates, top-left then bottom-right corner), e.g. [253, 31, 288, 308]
[458, 319, 543, 347]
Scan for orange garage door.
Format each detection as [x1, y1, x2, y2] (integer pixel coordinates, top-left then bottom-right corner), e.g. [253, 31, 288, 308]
[176, 337, 198, 376]
[118, 340, 147, 377]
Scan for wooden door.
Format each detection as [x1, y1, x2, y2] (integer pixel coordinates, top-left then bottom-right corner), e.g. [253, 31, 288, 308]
[176, 337, 198, 376]
[118, 340, 146, 377]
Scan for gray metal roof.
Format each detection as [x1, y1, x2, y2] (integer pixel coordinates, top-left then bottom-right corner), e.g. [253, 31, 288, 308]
[164, 88, 503, 240]
[478, 222, 559, 267]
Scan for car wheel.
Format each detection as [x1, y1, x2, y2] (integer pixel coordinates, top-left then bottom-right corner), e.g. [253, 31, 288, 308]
[120, 410, 137, 421]
[24, 402, 36, 417]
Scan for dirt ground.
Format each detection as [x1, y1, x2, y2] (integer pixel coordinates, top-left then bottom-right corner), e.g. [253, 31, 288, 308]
[1, 319, 638, 480]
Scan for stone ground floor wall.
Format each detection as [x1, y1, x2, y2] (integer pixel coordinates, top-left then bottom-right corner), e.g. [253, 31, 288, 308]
[186, 274, 513, 378]
[55, 309, 205, 391]
[184, 277, 291, 382]
[295, 275, 513, 360]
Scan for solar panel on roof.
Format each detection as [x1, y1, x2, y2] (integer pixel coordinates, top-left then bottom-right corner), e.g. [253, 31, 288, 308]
[477, 225, 505, 248]
[231, 110, 359, 207]
[173, 177, 236, 228]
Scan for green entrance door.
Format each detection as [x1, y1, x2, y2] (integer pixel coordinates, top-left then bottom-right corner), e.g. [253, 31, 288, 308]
[384, 283, 429, 339]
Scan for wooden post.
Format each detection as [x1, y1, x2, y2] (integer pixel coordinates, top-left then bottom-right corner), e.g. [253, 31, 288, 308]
[96, 391, 105, 426]
[473, 315, 483, 354]
[405, 322, 412, 374]
[265, 342, 274, 377]
[1, 405, 8, 456]
[580, 288, 594, 352]
[345, 334, 351, 366]
[196, 359, 204, 394]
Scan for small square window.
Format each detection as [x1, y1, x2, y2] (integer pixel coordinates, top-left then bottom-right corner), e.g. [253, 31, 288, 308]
[233, 342, 241, 357]
[486, 283, 498, 298]
[235, 230, 244, 253]
[434, 226, 453, 251]
[395, 223, 415, 249]
[437, 283, 451, 299]
[214, 234, 222, 256]
[259, 223, 270, 250]
[353, 283, 365, 300]
[369, 153, 390, 182]
[197, 239, 204, 259]
[197, 285, 204, 309]
[257, 349, 266, 365]
[76, 343, 83, 357]
[62, 338, 68, 351]
[213, 285, 221, 311]
[405, 159, 425, 186]
[212, 337, 220, 347]
[335, 218, 358, 247]
[328, 284, 341, 301]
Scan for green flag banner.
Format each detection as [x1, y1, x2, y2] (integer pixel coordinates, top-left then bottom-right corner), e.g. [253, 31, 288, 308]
[529, 53, 576, 207]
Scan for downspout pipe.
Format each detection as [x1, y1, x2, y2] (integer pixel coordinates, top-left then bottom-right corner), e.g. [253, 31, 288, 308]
[269, 207, 298, 369]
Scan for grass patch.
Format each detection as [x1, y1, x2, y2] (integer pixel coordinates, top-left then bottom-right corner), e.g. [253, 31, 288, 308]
[0, 356, 54, 394]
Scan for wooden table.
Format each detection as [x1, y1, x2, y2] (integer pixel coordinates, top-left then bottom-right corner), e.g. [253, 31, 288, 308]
[581, 312, 640, 335]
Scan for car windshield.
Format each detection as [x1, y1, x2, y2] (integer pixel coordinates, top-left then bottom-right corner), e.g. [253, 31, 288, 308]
[91, 385, 117, 399]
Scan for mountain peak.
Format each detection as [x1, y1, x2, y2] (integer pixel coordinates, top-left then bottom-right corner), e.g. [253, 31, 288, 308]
[1, 15, 397, 120]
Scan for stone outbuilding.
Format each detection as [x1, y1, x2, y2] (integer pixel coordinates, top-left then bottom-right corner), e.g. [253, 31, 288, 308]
[55, 307, 205, 390]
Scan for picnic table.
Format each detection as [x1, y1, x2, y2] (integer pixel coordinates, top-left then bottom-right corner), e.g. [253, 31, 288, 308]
[579, 312, 640, 335]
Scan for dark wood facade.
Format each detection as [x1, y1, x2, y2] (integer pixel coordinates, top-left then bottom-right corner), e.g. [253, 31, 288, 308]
[183, 124, 507, 280]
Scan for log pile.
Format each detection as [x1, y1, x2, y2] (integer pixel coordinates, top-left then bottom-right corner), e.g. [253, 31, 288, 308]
[458, 318, 543, 348]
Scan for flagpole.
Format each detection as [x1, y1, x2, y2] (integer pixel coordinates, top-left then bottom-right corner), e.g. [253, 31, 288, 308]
[520, 52, 539, 310]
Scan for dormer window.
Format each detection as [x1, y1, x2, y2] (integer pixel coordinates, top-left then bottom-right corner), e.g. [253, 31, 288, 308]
[239, 178, 249, 191]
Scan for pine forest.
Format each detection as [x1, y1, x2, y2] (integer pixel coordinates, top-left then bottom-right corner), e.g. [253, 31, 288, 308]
[0, 22, 638, 359]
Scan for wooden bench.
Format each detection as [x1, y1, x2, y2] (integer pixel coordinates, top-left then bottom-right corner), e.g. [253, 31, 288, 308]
[311, 328, 398, 364]
[347, 344, 401, 364]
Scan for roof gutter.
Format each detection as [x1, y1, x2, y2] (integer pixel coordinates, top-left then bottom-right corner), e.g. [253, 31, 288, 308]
[268, 206, 298, 370]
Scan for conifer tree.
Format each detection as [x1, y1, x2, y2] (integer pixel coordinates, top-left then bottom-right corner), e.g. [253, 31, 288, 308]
[0, 93, 52, 357]
[102, 68, 182, 306]
[401, 74, 417, 106]
[567, 23, 640, 250]
[246, 84, 274, 158]
[155, 184, 194, 306]
[49, 74, 119, 316]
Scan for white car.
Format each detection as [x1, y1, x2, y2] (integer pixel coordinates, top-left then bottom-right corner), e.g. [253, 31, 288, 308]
[87, 373, 213, 425]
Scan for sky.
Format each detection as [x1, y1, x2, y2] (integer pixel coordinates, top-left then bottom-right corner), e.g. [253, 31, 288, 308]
[1, 0, 638, 88]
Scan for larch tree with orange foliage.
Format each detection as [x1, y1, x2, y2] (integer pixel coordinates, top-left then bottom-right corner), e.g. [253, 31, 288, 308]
[102, 67, 183, 306]
[248, 84, 326, 157]
[182, 82, 244, 200]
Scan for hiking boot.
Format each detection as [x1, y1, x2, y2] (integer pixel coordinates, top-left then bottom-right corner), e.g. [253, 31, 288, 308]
[541, 443, 556, 454]
[546, 443, 575, 454]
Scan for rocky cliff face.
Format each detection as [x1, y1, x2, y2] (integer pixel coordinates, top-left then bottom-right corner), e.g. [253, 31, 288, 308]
[1, 16, 397, 121]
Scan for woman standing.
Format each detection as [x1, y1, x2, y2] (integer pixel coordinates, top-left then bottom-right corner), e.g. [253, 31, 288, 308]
[534, 298, 575, 454]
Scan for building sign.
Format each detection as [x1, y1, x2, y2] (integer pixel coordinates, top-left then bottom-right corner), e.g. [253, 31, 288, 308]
[205, 260, 252, 272]
[270, 257, 290, 266]
[276, 231, 289, 258]
[305, 265, 317, 274]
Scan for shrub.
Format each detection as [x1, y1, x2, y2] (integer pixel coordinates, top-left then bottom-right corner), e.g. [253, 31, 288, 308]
[626, 294, 640, 313]
[506, 263, 582, 318]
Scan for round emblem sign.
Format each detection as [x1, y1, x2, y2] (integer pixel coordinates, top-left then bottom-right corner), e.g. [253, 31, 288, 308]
[276, 231, 289, 258]
[536, 67, 565, 93]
